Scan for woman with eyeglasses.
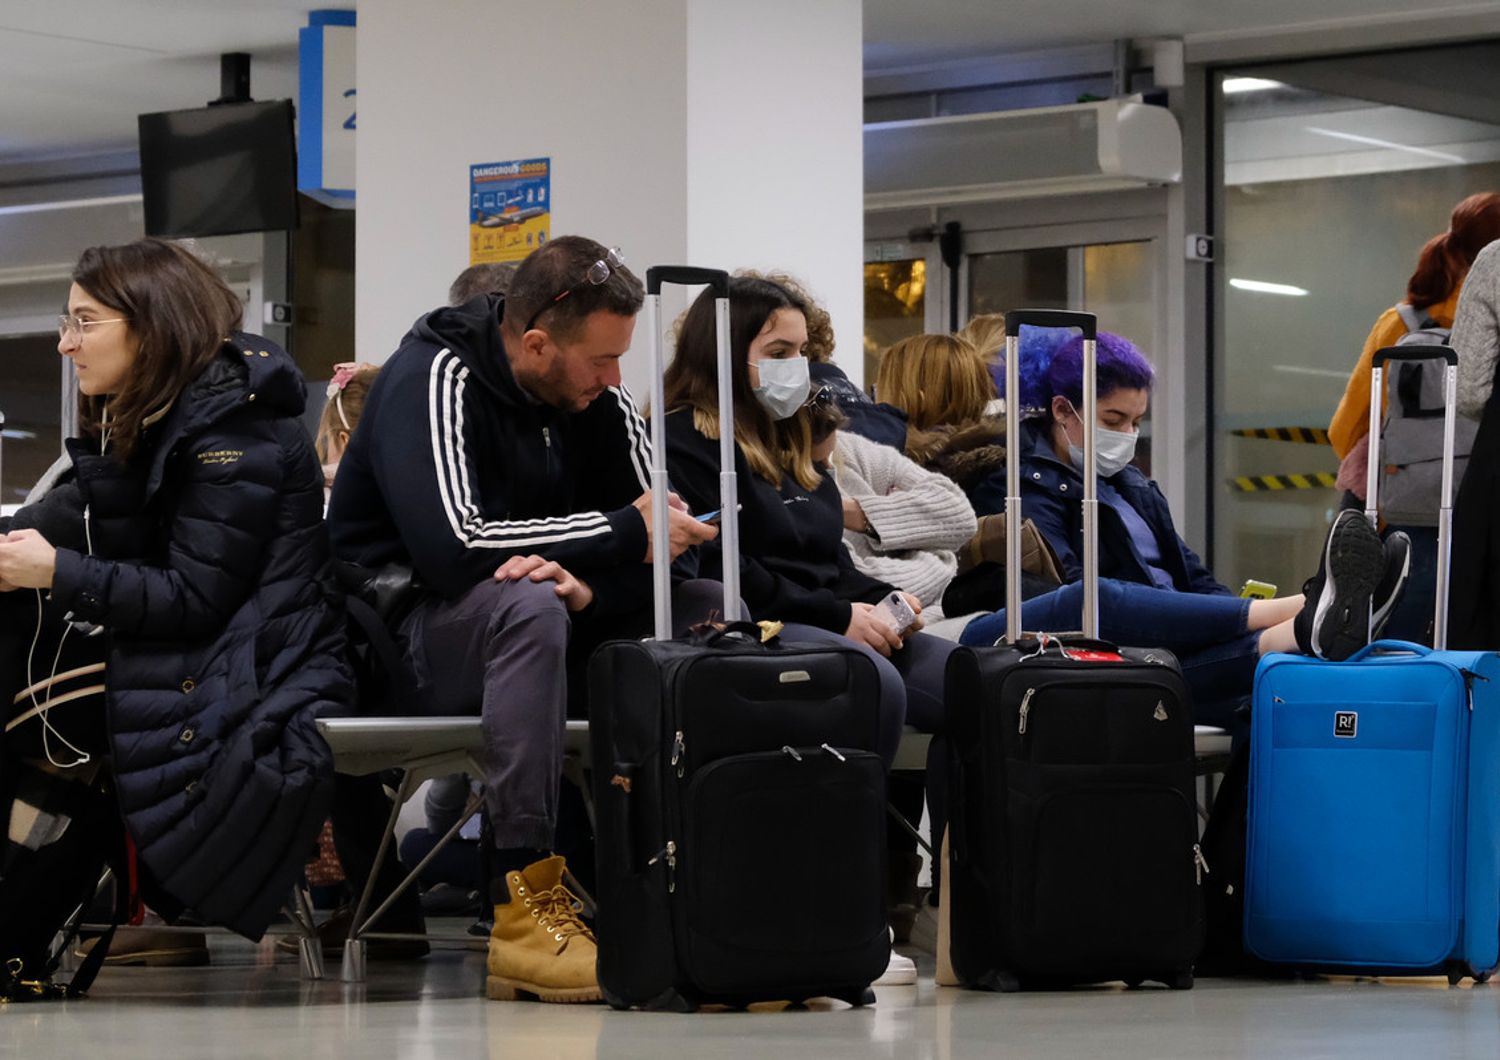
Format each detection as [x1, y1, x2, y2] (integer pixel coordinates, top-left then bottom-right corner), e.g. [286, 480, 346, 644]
[0, 239, 349, 981]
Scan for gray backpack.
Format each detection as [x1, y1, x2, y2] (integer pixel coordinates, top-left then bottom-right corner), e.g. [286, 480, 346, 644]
[1378, 304, 1477, 526]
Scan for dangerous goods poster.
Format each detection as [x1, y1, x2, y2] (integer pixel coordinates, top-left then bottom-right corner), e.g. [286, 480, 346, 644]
[469, 157, 551, 264]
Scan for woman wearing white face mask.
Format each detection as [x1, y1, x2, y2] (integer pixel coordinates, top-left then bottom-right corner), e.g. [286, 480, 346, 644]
[956, 330, 1410, 731]
[662, 275, 956, 751]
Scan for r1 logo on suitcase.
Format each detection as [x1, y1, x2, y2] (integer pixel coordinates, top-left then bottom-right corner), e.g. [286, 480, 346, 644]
[1334, 711, 1358, 738]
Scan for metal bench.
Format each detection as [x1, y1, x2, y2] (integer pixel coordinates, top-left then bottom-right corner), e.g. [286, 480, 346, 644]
[313, 716, 1235, 981]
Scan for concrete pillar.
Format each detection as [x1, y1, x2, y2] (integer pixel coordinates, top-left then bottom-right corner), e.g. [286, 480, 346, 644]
[356, 0, 865, 394]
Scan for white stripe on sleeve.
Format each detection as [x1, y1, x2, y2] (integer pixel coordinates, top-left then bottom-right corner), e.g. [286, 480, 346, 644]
[427, 350, 613, 550]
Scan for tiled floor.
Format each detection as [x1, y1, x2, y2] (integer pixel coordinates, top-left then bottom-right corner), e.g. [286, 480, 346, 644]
[4, 929, 1498, 1059]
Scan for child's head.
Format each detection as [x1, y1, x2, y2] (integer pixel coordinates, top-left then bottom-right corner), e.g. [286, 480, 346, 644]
[316, 362, 381, 464]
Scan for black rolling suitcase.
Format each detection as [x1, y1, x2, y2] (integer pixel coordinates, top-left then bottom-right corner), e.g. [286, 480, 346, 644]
[589, 267, 890, 1011]
[944, 309, 1204, 992]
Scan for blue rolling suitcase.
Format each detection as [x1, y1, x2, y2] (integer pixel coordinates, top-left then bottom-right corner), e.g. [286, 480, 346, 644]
[1245, 345, 1500, 982]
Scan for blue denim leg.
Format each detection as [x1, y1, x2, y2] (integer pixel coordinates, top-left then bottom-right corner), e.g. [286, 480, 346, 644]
[960, 579, 1251, 654]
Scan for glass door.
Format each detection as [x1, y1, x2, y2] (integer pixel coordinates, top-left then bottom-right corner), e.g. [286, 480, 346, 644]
[1213, 51, 1500, 593]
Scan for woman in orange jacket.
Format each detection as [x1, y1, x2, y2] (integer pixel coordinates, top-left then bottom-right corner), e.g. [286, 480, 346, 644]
[1327, 191, 1500, 641]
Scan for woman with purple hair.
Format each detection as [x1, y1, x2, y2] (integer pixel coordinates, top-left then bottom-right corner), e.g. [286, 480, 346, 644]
[959, 331, 1411, 730]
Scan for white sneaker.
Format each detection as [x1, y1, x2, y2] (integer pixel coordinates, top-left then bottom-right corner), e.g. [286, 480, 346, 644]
[874, 928, 918, 986]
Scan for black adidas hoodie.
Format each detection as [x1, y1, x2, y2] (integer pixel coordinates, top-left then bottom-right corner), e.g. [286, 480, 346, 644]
[327, 295, 652, 614]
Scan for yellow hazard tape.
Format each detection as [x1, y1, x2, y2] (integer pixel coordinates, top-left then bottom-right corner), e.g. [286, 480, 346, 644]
[1231, 427, 1331, 445]
[1231, 472, 1338, 492]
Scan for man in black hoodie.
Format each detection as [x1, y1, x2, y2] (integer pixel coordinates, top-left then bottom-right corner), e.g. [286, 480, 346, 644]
[328, 236, 715, 1002]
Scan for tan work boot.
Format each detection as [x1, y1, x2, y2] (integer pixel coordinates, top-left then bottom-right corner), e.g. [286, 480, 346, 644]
[485, 855, 600, 1003]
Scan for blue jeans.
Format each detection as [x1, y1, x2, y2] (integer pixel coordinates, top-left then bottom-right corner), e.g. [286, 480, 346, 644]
[959, 580, 1258, 729]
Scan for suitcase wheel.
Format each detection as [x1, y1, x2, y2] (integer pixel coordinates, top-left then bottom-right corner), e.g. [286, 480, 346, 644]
[976, 969, 1021, 993]
[1167, 971, 1194, 991]
[639, 986, 698, 1013]
[1446, 963, 1494, 987]
[834, 987, 877, 1008]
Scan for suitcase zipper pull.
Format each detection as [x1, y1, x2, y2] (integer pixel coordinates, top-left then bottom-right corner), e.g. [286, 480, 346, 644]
[1193, 843, 1210, 885]
[671, 731, 686, 777]
[648, 840, 678, 892]
[820, 743, 846, 762]
[781, 745, 804, 762]
[1018, 687, 1037, 735]
[1462, 670, 1488, 712]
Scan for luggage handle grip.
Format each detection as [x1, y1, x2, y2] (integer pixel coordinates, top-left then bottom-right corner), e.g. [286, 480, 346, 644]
[1343, 639, 1433, 663]
[1371, 346, 1458, 369]
[646, 266, 730, 297]
[1004, 309, 1097, 339]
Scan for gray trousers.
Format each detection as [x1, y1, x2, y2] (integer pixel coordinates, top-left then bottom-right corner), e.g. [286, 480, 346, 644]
[399, 577, 724, 850]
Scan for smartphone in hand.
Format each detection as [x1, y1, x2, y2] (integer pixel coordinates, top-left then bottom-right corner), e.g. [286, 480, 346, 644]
[695, 504, 741, 525]
[872, 590, 918, 635]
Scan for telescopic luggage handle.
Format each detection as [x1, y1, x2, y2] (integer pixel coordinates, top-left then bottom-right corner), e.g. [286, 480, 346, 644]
[1365, 344, 1459, 649]
[646, 267, 731, 298]
[644, 267, 736, 641]
[1005, 310, 1097, 341]
[1003, 309, 1100, 645]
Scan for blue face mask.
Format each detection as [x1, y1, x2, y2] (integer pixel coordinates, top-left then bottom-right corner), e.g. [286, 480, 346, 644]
[1063, 400, 1138, 477]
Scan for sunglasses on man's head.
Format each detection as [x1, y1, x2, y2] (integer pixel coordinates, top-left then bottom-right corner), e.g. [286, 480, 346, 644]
[523, 247, 626, 333]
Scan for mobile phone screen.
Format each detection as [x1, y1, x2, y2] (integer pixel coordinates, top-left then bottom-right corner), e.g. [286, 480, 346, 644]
[696, 509, 722, 524]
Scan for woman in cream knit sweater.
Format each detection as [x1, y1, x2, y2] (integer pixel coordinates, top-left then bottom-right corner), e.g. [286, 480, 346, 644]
[829, 426, 978, 621]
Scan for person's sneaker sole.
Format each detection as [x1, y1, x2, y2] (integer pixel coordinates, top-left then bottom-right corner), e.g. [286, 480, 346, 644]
[1311, 512, 1386, 661]
[485, 973, 601, 1003]
[874, 954, 919, 986]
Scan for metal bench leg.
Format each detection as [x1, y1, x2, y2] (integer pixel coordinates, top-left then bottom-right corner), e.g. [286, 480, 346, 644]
[289, 882, 325, 980]
[886, 801, 934, 858]
[342, 779, 485, 983]
[342, 770, 415, 982]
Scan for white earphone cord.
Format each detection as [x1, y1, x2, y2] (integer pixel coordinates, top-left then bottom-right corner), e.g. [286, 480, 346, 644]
[26, 590, 92, 770]
[18, 423, 110, 770]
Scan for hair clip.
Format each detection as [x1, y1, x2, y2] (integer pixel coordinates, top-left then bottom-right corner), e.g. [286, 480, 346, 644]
[325, 362, 361, 400]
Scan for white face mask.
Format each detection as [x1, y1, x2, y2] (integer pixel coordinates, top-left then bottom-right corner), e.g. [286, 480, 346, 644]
[752, 356, 811, 421]
[1062, 400, 1138, 478]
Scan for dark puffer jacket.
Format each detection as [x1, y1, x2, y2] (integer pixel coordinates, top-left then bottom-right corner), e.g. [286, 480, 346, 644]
[46, 334, 350, 938]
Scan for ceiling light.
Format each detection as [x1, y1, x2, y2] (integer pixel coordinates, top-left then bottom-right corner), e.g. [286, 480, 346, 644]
[1222, 77, 1286, 94]
[1304, 126, 1465, 164]
[1230, 278, 1309, 296]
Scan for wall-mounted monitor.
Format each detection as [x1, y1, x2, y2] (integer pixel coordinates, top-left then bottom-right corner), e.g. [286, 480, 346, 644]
[138, 99, 299, 238]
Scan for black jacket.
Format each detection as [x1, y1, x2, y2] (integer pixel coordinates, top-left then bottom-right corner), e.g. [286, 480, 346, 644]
[663, 409, 892, 631]
[44, 334, 351, 939]
[969, 419, 1229, 596]
[327, 295, 651, 613]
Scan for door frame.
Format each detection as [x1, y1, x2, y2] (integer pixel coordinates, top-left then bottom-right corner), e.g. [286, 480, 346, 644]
[866, 206, 1183, 518]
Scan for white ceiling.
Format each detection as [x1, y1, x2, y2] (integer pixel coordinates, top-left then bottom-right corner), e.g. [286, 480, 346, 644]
[3, 0, 1500, 167]
[0, 0, 310, 164]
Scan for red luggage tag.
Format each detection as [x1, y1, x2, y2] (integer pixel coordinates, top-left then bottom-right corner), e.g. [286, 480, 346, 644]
[1067, 649, 1125, 663]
